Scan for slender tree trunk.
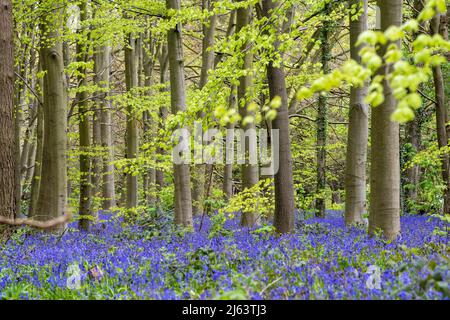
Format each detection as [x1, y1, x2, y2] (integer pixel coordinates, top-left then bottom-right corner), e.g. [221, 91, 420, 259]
[91, 27, 102, 205]
[431, 13, 450, 215]
[91, 108, 102, 201]
[223, 89, 236, 200]
[14, 89, 22, 217]
[192, 0, 217, 215]
[25, 126, 37, 185]
[143, 31, 157, 207]
[236, 2, 259, 227]
[20, 120, 34, 182]
[344, 0, 369, 224]
[315, 2, 331, 218]
[29, 69, 44, 218]
[36, 7, 68, 221]
[261, 0, 295, 234]
[166, 0, 193, 227]
[369, 0, 402, 239]
[222, 10, 236, 200]
[155, 44, 169, 205]
[95, 45, 116, 210]
[0, 0, 16, 220]
[402, 0, 424, 214]
[124, 34, 139, 209]
[14, 26, 31, 217]
[77, 0, 92, 231]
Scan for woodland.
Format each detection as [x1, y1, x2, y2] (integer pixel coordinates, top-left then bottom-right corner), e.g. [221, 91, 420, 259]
[0, 0, 449, 300]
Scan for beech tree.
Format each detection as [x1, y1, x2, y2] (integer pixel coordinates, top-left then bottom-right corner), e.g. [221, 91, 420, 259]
[261, 0, 295, 234]
[368, 0, 402, 239]
[344, 0, 369, 225]
[124, 32, 139, 210]
[35, 2, 68, 221]
[0, 0, 15, 221]
[192, 0, 217, 216]
[431, 10, 449, 215]
[315, 1, 331, 219]
[167, 0, 193, 226]
[76, 0, 93, 230]
[236, 1, 259, 228]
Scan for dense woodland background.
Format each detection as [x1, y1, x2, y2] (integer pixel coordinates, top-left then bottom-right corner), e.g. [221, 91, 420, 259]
[0, 0, 450, 238]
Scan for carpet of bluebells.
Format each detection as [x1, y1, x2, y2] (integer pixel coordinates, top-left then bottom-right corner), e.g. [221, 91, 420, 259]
[0, 210, 449, 300]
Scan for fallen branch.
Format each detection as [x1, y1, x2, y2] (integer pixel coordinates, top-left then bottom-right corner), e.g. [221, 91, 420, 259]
[0, 212, 72, 230]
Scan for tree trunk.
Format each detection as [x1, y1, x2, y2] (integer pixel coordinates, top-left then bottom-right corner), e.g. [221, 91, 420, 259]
[431, 13, 449, 215]
[143, 32, 157, 207]
[36, 8, 68, 221]
[236, 2, 259, 227]
[77, 0, 92, 231]
[25, 137, 36, 185]
[344, 0, 369, 224]
[315, 2, 331, 218]
[223, 90, 236, 200]
[192, 0, 217, 215]
[95, 45, 116, 210]
[261, 0, 295, 234]
[0, 0, 16, 220]
[166, 0, 193, 227]
[14, 27, 31, 217]
[222, 10, 236, 201]
[401, 0, 424, 214]
[369, 0, 402, 239]
[155, 44, 169, 207]
[124, 33, 139, 209]
[29, 68, 44, 218]
[91, 107, 102, 202]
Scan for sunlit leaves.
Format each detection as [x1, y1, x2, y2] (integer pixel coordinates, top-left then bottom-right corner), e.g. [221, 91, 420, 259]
[365, 81, 384, 107]
[385, 26, 404, 42]
[297, 0, 449, 124]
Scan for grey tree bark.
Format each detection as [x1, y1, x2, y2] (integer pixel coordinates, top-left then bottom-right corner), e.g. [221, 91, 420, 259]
[167, 0, 193, 226]
[29, 67, 44, 218]
[315, 1, 331, 218]
[344, 0, 369, 225]
[124, 33, 139, 209]
[36, 7, 68, 221]
[236, 2, 259, 227]
[142, 32, 157, 207]
[95, 45, 116, 210]
[155, 44, 169, 206]
[0, 0, 16, 220]
[192, 0, 217, 216]
[14, 27, 32, 217]
[431, 12, 449, 215]
[224, 89, 236, 200]
[76, 0, 92, 231]
[369, 0, 402, 239]
[221, 10, 236, 200]
[261, 0, 295, 234]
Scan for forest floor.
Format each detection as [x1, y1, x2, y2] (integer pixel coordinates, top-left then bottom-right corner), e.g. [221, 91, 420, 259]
[0, 211, 449, 299]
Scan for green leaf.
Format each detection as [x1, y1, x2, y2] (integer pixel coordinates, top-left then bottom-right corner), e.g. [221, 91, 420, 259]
[270, 96, 282, 109]
[297, 87, 313, 100]
[390, 106, 415, 123]
[265, 109, 277, 121]
[418, 7, 435, 22]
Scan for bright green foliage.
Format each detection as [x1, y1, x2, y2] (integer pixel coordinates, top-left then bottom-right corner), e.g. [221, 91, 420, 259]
[297, 0, 449, 124]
